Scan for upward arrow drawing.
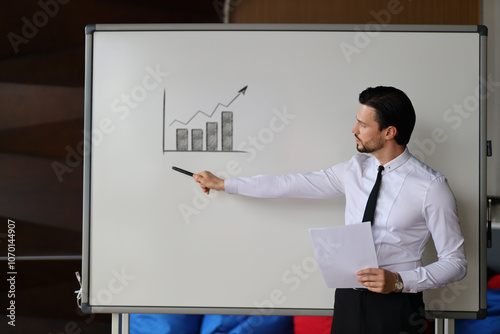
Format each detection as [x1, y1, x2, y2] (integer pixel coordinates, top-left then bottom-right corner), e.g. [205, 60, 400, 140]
[168, 86, 248, 127]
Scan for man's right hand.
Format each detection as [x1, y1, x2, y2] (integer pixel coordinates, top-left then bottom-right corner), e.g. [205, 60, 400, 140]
[193, 171, 225, 195]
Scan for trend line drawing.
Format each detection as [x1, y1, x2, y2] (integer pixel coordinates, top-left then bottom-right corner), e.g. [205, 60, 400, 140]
[168, 86, 247, 127]
[163, 86, 248, 153]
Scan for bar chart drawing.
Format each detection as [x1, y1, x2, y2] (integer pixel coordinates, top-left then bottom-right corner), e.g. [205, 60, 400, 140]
[163, 86, 247, 153]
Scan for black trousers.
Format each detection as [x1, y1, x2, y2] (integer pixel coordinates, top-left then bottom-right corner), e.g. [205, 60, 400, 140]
[330, 288, 426, 334]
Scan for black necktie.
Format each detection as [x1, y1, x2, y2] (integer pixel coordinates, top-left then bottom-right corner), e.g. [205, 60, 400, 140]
[362, 165, 384, 225]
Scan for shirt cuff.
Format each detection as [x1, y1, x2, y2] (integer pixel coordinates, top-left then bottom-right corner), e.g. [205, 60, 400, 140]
[399, 270, 418, 293]
[224, 178, 237, 194]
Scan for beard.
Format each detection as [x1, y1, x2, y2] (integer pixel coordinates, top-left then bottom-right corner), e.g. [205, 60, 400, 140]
[355, 135, 384, 153]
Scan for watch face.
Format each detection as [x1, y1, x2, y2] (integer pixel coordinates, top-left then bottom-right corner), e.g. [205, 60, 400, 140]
[396, 282, 404, 289]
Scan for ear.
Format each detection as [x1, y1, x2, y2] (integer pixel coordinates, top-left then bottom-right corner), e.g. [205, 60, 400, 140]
[384, 126, 397, 140]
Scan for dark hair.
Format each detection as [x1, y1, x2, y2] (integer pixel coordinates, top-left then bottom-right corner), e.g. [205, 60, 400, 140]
[358, 86, 416, 145]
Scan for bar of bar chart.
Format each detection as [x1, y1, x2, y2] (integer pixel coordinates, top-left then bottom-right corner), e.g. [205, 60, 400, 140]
[163, 86, 246, 153]
[206, 122, 218, 151]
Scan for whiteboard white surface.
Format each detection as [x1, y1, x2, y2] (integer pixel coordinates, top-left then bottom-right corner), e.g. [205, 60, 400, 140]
[83, 24, 486, 317]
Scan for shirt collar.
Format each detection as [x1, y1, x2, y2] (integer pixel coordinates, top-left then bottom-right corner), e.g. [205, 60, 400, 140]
[372, 147, 411, 173]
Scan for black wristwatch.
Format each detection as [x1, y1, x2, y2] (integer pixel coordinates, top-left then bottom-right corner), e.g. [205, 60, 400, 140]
[394, 272, 404, 293]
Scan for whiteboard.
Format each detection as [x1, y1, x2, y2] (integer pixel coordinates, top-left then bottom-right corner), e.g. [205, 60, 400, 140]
[82, 24, 487, 318]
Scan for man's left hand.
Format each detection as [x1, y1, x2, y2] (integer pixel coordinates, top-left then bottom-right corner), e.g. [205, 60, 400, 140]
[357, 268, 397, 294]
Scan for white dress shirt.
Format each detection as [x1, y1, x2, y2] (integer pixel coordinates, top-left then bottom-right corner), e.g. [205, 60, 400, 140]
[224, 148, 467, 293]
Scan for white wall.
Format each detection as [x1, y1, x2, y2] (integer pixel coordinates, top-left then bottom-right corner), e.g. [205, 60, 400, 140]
[483, 1, 500, 276]
[483, 0, 500, 224]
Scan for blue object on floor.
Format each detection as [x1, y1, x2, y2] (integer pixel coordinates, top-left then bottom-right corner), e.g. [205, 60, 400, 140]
[129, 314, 293, 334]
[130, 314, 203, 334]
[200, 314, 294, 334]
[455, 289, 500, 334]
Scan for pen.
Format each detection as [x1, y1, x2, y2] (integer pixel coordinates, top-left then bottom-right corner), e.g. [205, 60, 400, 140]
[172, 166, 194, 177]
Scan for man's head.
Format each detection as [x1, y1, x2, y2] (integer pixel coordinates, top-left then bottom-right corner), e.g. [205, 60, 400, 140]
[357, 86, 416, 146]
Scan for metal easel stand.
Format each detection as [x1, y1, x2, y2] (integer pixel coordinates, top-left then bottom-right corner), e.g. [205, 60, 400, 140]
[111, 313, 452, 334]
[435, 318, 454, 334]
[111, 313, 129, 334]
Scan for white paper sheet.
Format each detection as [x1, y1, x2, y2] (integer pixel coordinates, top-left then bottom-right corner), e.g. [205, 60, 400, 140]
[309, 223, 379, 289]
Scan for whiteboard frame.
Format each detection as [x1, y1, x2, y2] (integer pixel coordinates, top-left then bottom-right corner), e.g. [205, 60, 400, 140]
[82, 24, 487, 319]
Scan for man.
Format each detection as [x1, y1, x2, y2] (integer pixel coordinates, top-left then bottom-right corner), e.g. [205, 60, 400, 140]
[194, 86, 467, 334]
